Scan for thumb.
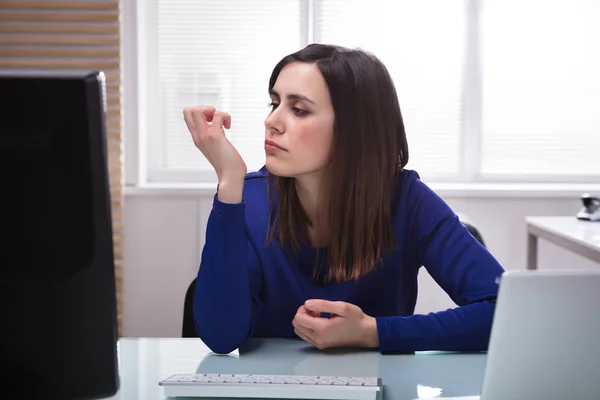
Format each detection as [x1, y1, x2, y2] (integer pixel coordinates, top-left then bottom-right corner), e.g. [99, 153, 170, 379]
[305, 299, 356, 317]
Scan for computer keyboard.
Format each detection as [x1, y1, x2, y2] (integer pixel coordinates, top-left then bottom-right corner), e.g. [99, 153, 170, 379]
[159, 373, 383, 400]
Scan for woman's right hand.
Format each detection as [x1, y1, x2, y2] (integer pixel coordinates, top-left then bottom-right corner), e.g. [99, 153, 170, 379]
[183, 105, 247, 183]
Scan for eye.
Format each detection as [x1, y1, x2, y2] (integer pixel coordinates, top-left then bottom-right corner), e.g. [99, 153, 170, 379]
[268, 102, 279, 111]
[292, 107, 309, 116]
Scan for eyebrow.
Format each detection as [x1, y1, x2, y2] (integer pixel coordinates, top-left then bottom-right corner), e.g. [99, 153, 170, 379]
[269, 89, 316, 105]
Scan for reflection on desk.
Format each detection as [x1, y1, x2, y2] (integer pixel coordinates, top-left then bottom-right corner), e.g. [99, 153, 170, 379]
[106, 338, 486, 400]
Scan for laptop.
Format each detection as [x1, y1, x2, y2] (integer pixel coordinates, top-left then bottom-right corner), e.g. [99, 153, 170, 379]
[443, 269, 600, 400]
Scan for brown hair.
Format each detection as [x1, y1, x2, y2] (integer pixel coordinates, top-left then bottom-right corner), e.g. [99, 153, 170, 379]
[266, 44, 409, 283]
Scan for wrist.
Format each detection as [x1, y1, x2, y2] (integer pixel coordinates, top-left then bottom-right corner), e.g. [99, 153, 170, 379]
[217, 176, 245, 204]
[360, 315, 379, 348]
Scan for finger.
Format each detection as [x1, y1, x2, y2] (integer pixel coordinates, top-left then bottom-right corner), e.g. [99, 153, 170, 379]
[293, 312, 316, 330]
[297, 305, 320, 318]
[183, 107, 196, 132]
[212, 111, 232, 130]
[307, 309, 321, 318]
[294, 328, 316, 346]
[188, 107, 209, 135]
[188, 105, 215, 130]
[293, 324, 317, 345]
[292, 319, 314, 336]
[201, 105, 216, 122]
[294, 311, 331, 332]
[305, 300, 356, 317]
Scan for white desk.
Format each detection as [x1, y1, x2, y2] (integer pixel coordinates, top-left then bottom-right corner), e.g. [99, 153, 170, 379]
[526, 216, 600, 270]
[105, 338, 487, 400]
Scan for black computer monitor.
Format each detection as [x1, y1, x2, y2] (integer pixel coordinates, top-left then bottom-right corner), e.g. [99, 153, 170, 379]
[0, 69, 119, 399]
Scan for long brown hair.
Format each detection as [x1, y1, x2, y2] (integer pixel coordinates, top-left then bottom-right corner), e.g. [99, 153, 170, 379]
[266, 44, 409, 283]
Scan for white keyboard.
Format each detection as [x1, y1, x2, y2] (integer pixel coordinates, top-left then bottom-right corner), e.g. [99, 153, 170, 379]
[159, 373, 383, 400]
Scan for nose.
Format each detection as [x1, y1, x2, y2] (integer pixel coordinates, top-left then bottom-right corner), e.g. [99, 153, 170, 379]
[264, 107, 284, 135]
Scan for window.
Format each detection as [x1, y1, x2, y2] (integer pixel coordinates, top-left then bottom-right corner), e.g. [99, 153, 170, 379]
[137, 0, 305, 184]
[315, 0, 466, 179]
[479, 0, 600, 180]
[132, 0, 600, 185]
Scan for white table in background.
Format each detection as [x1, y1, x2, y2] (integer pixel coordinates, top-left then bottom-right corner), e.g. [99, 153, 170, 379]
[526, 216, 600, 270]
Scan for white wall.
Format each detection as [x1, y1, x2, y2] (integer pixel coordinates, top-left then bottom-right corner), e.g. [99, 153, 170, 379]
[122, 191, 598, 338]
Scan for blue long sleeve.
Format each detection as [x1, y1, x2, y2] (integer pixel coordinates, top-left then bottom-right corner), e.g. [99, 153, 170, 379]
[191, 169, 504, 354]
[376, 180, 505, 353]
[193, 195, 263, 354]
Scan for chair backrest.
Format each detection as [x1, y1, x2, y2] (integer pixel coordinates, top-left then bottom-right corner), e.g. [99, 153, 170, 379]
[464, 222, 486, 247]
[181, 278, 198, 337]
[456, 213, 486, 248]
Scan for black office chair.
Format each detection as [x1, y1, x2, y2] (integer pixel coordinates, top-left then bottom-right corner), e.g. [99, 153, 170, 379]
[182, 278, 198, 338]
[181, 215, 487, 337]
[466, 224, 485, 247]
[457, 213, 486, 248]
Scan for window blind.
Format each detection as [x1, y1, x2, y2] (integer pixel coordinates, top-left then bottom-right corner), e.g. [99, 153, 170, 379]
[480, 0, 600, 180]
[146, 0, 304, 182]
[0, 0, 124, 333]
[314, 0, 467, 180]
[141, 0, 599, 184]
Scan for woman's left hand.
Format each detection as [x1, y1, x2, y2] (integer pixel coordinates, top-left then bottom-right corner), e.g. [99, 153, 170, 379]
[292, 300, 379, 350]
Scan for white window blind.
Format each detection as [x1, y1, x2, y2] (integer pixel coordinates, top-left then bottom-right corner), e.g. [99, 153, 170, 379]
[144, 0, 304, 183]
[480, 0, 600, 181]
[314, 0, 467, 180]
[138, 0, 600, 185]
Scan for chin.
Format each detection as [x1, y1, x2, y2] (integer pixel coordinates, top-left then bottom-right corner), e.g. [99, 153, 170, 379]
[265, 159, 297, 178]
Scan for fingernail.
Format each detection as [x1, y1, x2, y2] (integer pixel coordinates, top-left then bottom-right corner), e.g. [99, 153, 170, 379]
[305, 300, 314, 308]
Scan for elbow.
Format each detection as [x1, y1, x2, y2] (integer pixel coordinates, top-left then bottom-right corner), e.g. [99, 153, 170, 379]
[210, 344, 239, 355]
[195, 318, 250, 355]
[192, 270, 255, 354]
[201, 337, 240, 355]
[193, 297, 253, 354]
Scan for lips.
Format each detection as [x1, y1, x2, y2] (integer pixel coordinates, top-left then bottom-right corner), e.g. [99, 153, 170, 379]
[265, 140, 285, 151]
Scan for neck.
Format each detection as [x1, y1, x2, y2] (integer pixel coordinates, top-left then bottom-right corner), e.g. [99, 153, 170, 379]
[294, 171, 327, 245]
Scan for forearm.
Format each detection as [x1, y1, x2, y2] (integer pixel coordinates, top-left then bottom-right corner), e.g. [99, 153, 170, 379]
[194, 195, 254, 354]
[375, 301, 496, 353]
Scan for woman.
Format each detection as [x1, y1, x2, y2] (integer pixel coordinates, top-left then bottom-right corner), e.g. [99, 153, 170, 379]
[184, 44, 504, 354]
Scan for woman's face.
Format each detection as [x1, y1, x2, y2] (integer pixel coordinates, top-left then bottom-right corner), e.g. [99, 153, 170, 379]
[264, 62, 335, 178]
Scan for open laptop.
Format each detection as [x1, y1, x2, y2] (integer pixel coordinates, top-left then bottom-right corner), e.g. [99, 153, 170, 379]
[444, 269, 600, 400]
